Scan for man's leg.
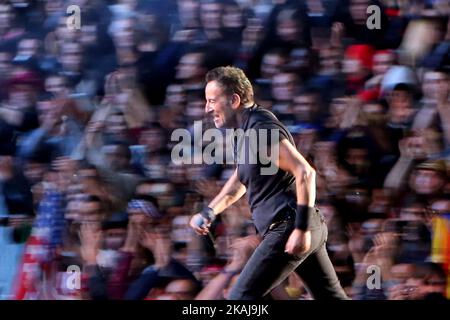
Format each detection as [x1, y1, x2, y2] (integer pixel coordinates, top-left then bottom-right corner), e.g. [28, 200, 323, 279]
[228, 217, 325, 300]
[227, 220, 299, 300]
[295, 224, 350, 300]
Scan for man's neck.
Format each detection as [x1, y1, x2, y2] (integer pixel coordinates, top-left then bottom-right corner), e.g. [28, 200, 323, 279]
[235, 103, 255, 128]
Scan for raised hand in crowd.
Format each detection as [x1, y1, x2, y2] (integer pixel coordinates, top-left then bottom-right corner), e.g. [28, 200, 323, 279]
[80, 222, 102, 266]
[139, 228, 172, 269]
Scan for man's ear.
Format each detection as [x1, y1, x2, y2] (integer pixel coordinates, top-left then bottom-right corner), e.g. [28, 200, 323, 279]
[231, 93, 241, 110]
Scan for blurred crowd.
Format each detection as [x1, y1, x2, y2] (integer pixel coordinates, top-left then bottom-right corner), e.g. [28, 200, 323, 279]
[0, 0, 450, 300]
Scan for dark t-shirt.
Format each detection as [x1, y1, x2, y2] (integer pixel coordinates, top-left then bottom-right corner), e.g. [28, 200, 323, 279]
[235, 105, 297, 235]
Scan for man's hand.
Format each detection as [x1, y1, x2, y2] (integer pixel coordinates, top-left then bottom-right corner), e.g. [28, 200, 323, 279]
[330, 22, 345, 47]
[189, 213, 211, 235]
[120, 220, 141, 253]
[80, 223, 102, 265]
[139, 229, 171, 269]
[285, 229, 311, 256]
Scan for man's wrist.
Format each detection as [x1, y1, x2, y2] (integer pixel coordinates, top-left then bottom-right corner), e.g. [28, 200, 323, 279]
[295, 205, 314, 231]
[201, 206, 216, 221]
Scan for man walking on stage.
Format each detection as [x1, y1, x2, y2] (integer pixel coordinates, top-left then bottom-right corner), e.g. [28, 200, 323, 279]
[190, 66, 348, 300]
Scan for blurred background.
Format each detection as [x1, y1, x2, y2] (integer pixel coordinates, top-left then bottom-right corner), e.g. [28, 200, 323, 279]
[0, 0, 449, 300]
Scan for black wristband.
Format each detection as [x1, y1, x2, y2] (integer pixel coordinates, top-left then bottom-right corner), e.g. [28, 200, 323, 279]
[295, 205, 314, 231]
[201, 207, 215, 222]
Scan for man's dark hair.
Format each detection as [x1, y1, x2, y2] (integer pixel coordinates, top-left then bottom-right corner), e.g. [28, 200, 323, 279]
[414, 262, 446, 283]
[81, 194, 102, 204]
[432, 67, 450, 78]
[392, 83, 414, 94]
[205, 66, 254, 106]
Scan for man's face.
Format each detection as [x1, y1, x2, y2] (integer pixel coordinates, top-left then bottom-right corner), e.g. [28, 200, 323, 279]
[422, 71, 449, 101]
[346, 148, 370, 173]
[201, 2, 222, 30]
[61, 43, 83, 73]
[17, 39, 39, 58]
[261, 53, 285, 79]
[423, 274, 447, 297]
[186, 98, 204, 121]
[178, 0, 199, 18]
[271, 73, 297, 102]
[176, 53, 203, 81]
[65, 198, 81, 221]
[159, 279, 197, 300]
[330, 97, 348, 117]
[165, 84, 186, 107]
[127, 200, 154, 227]
[57, 17, 79, 42]
[78, 201, 103, 223]
[223, 4, 242, 29]
[400, 205, 425, 221]
[342, 57, 363, 75]
[167, 163, 186, 184]
[293, 95, 317, 122]
[390, 90, 412, 109]
[37, 100, 59, 125]
[103, 228, 127, 250]
[45, 76, 66, 96]
[411, 169, 445, 195]
[81, 24, 98, 47]
[289, 48, 309, 72]
[9, 84, 36, 109]
[114, 19, 136, 48]
[319, 47, 340, 71]
[391, 263, 415, 284]
[205, 80, 235, 128]
[349, 0, 369, 25]
[373, 53, 394, 76]
[24, 161, 46, 185]
[404, 135, 427, 160]
[139, 128, 164, 152]
[276, 19, 300, 42]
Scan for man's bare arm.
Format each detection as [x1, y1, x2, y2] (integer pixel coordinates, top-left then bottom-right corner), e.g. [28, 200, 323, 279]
[273, 138, 316, 255]
[276, 138, 316, 209]
[190, 168, 246, 235]
[207, 168, 246, 216]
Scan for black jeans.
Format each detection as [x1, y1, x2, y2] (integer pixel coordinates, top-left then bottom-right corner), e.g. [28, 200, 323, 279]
[228, 208, 349, 300]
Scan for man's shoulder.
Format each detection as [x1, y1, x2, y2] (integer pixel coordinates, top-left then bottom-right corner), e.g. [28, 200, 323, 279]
[246, 106, 294, 142]
[247, 106, 281, 127]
